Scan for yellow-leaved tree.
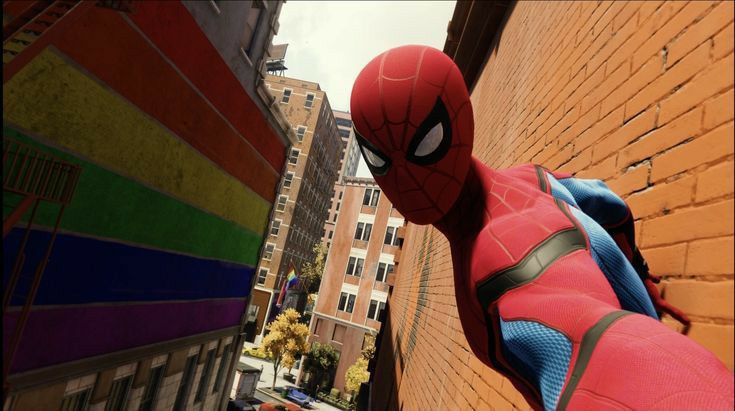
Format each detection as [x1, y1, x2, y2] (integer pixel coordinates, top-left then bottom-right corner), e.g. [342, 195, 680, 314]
[344, 333, 376, 400]
[344, 357, 370, 396]
[300, 243, 327, 293]
[261, 308, 310, 389]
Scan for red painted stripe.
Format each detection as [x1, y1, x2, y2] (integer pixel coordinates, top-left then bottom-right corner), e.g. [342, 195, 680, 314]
[129, 1, 287, 172]
[50, 7, 279, 201]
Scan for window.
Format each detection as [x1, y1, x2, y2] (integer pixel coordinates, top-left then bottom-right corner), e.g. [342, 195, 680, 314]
[332, 324, 346, 343]
[367, 300, 386, 321]
[339, 192, 343, 200]
[335, 118, 353, 128]
[376, 263, 394, 282]
[283, 172, 294, 188]
[257, 268, 268, 285]
[61, 389, 92, 411]
[276, 195, 287, 212]
[354, 222, 372, 241]
[296, 126, 306, 142]
[384, 226, 401, 246]
[314, 318, 322, 335]
[195, 349, 216, 403]
[336, 202, 340, 211]
[338, 129, 350, 138]
[328, 231, 333, 240]
[105, 376, 132, 411]
[345, 256, 364, 277]
[270, 220, 281, 236]
[363, 188, 380, 206]
[139, 366, 165, 411]
[305, 93, 315, 108]
[263, 243, 275, 260]
[281, 88, 292, 104]
[337, 292, 356, 313]
[333, 214, 337, 222]
[213, 343, 232, 393]
[173, 355, 198, 410]
[289, 148, 299, 165]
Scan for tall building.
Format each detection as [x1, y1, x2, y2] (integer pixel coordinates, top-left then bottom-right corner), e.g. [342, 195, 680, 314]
[304, 177, 404, 393]
[334, 110, 361, 179]
[322, 110, 361, 249]
[247, 75, 343, 343]
[369, 1, 735, 410]
[2, 1, 292, 410]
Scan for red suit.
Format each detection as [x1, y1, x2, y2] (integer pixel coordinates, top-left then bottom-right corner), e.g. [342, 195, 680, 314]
[350, 45, 733, 410]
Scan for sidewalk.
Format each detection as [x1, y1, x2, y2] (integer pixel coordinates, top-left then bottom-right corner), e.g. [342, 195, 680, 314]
[239, 355, 344, 411]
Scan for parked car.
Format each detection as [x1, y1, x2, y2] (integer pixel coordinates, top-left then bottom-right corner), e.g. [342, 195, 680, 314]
[259, 402, 301, 411]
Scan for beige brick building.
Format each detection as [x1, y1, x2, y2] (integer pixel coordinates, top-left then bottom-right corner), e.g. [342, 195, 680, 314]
[304, 177, 405, 393]
[370, 1, 734, 410]
[247, 75, 343, 343]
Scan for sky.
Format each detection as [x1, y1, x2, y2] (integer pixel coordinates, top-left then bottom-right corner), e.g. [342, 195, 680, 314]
[273, 1, 457, 177]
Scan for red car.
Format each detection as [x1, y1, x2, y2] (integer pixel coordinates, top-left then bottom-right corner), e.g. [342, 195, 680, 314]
[259, 402, 301, 411]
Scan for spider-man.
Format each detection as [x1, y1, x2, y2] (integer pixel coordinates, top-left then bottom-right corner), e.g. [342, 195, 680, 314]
[351, 45, 733, 410]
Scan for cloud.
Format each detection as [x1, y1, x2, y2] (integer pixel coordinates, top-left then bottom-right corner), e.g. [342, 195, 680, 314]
[273, 1, 456, 177]
[273, 1, 456, 112]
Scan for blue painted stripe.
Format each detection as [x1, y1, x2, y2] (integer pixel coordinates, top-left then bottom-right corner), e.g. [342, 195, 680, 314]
[3, 228, 254, 306]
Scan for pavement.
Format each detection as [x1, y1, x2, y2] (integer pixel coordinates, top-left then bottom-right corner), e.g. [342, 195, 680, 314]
[238, 354, 344, 411]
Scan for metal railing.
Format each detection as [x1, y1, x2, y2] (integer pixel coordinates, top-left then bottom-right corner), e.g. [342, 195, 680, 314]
[3, 137, 80, 205]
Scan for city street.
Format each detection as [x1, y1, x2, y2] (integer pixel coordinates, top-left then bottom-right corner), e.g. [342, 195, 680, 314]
[238, 355, 343, 411]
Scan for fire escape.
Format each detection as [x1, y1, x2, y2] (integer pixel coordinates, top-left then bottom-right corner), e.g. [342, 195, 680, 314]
[3, 1, 80, 63]
[2, 137, 81, 393]
[3, 0, 131, 397]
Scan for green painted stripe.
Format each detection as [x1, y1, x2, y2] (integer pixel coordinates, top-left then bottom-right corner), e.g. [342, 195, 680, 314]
[3, 128, 263, 266]
[3, 50, 271, 234]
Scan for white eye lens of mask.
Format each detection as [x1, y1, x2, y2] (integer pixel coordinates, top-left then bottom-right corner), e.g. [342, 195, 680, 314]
[362, 146, 385, 168]
[414, 123, 443, 157]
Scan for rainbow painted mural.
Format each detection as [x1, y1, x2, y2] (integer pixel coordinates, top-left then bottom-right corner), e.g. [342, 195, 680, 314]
[3, 2, 286, 375]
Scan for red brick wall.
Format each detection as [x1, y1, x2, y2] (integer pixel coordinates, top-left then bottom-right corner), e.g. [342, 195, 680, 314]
[378, 2, 734, 410]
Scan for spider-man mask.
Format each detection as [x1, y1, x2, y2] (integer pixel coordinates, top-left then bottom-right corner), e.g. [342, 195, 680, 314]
[350, 45, 474, 225]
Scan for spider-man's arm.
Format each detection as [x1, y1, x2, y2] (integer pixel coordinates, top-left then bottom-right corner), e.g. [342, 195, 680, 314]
[545, 172, 691, 329]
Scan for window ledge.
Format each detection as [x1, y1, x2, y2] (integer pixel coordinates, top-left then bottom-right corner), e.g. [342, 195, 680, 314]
[239, 47, 254, 67]
[208, 0, 221, 15]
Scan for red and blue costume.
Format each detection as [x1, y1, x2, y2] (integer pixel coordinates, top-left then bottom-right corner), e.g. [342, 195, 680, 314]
[350, 45, 733, 410]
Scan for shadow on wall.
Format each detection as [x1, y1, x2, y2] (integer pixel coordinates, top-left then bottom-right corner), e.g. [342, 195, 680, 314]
[365, 301, 401, 411]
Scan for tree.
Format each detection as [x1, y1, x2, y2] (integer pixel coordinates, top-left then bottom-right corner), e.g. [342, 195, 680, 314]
[344, 333, 376, 400]
[300, 243, 328, 293]
[344, 357, 370, 396]
[261, 309, 310, 389]
[304, 342, 339, 396]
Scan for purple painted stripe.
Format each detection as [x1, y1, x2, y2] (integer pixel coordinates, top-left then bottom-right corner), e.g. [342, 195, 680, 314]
[3, 299, 245, 374]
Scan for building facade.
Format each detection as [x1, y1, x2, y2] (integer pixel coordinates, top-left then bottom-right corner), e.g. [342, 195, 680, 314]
[370, 1, 735, 410]
[248, 75, 343, 343]
[306, 177, 405, 393]
[2, 1, 291, 410]
[322, 110, 361, 249]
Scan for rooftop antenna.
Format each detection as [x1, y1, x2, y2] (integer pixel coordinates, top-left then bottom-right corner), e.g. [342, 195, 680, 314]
[266, 43, 288, 76]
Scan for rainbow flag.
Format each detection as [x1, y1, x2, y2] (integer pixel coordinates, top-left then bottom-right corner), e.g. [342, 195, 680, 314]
[286, 266, 299, 288]
[275, 264, 298, 306]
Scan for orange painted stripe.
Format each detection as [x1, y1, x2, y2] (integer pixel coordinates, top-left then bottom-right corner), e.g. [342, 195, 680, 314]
[49, 6, 279, 202]
[3, 1, 95, 83]
[131, 1, 288, 173]
[3, 0, 37, 20]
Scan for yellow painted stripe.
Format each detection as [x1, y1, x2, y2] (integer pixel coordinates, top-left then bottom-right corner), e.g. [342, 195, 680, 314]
[3, 50, 270, 234]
